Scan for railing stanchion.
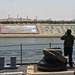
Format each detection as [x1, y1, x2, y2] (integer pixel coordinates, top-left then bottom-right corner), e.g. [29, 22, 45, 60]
[20, 44, 22, 66]
[49, 43, 51, 48]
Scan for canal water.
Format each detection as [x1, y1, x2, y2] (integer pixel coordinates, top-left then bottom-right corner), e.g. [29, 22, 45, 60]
[0, 37, 75, 64]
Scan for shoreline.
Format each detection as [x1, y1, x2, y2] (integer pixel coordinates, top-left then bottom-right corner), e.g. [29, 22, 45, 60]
[0, 34, 64, 38]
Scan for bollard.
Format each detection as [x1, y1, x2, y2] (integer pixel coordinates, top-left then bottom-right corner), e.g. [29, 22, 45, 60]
[0, 57, 4, 68]
[10, 57, 16, 67]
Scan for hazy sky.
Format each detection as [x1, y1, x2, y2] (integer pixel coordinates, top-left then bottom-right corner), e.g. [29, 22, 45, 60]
[0, 0, 75, 20]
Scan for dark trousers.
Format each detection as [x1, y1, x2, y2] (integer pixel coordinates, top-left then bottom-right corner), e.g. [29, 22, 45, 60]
[64, 47, 73, 67]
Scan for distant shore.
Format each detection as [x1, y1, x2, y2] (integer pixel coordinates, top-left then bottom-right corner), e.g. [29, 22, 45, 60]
[0, 18, 75, 24]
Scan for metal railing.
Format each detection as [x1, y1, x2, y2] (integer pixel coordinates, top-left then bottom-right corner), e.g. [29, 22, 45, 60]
[0, 43, 75, 65]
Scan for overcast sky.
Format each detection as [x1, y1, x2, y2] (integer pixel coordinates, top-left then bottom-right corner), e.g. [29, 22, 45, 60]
[0, 0, 75, 20]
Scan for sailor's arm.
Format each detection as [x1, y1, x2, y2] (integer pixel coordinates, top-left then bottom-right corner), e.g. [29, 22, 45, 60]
[61, 34, 67, 40]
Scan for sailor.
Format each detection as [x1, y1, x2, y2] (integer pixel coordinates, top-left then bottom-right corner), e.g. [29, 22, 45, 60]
[61, 29, 74, 67]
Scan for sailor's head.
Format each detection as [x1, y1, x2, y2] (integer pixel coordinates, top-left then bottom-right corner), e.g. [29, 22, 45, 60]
[66, 29, 72, 35]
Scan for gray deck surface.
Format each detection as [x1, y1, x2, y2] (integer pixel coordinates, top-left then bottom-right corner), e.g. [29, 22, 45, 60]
[0, 65, 75, 73]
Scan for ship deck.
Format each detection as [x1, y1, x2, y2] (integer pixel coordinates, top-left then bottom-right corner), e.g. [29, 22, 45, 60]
[0, 64, 75, 75]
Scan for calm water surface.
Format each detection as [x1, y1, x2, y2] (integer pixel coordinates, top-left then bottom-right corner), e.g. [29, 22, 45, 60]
[0, 37, 75, 64]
